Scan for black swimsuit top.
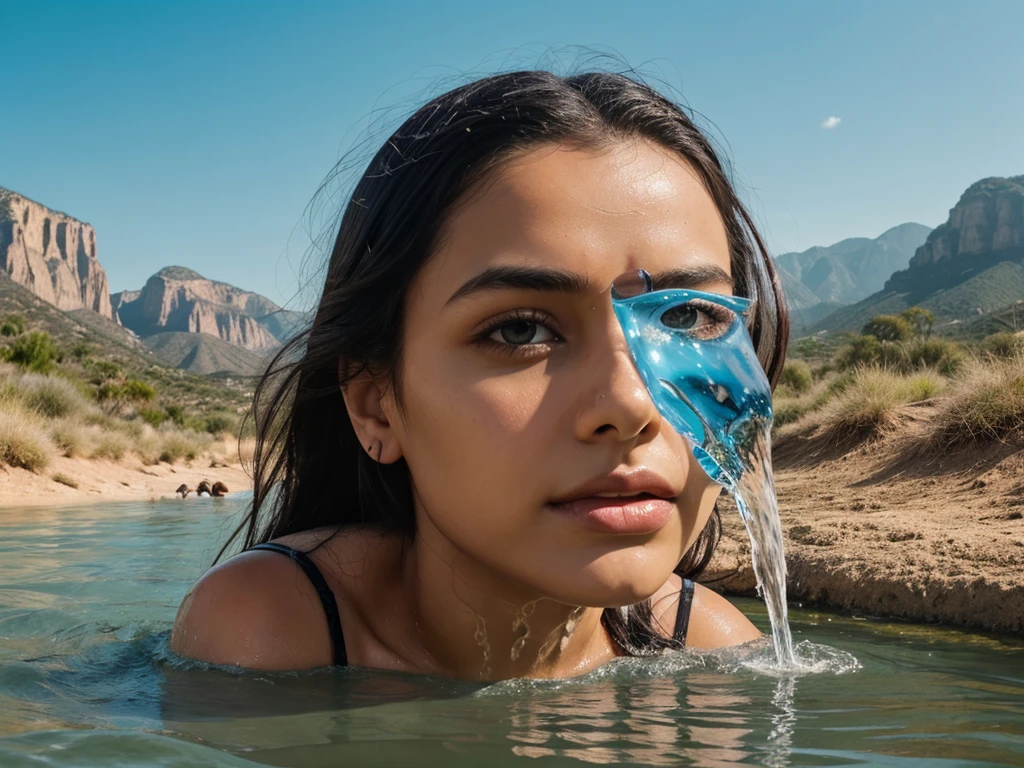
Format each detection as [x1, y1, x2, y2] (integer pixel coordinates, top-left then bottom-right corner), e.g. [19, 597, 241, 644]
[247, 542, 695, 667]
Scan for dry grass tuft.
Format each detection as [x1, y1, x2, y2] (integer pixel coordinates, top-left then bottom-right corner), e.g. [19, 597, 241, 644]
[90, 430, 131, 461]
[47, 418, 94, 458]
[16, 373, 95, 419]
[0, 410, 54, 471]
[925, 353, 1024, 448]
[813, 367, 946, 442]
[156, 427, 214, 464]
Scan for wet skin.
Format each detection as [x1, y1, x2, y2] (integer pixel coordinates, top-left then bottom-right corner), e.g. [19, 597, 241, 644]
[171, 139, 761, 678]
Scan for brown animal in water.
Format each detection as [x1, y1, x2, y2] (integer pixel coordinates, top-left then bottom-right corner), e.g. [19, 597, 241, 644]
[211, 481, 229, 497]
[175, 484, 191, 498]
[196, 480, 212, 497]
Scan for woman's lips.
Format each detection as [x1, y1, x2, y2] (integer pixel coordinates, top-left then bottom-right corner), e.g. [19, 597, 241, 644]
[546, 493, 674, 534]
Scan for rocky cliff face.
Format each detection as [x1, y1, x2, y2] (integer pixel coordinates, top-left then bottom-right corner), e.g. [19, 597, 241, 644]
[885, 176, 1024, 295]
[113, 266, 299, 352]
[910, 176, 1024, 267]
[0, 187, 113, 319]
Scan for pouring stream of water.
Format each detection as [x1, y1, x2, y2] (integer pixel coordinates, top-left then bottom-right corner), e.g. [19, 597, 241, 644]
[611, 270, 796, 667]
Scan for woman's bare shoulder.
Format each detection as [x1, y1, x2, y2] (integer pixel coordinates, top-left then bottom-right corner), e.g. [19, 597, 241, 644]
[686, 583, 761, 648]
[648, 575, 761, 648]
[169, 546, 335, 671]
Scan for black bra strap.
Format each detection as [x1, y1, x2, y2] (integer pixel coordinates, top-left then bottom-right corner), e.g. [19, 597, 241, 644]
[248, 543, 348, 666]
[674, 579, 695, 644]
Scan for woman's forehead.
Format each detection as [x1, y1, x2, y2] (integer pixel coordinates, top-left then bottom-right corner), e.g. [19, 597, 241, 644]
[419, 140, 733, 306]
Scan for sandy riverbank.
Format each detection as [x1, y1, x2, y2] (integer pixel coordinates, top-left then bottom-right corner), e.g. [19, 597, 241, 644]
[0, 437, 253, 508]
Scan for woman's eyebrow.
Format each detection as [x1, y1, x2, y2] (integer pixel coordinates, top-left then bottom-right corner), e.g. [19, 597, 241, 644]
[446, 266, 588, 305]
[445, 262, 734, 305]
[651, 265, 734, 291]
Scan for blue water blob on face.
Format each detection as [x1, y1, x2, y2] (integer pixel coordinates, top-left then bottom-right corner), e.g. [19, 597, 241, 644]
[610, 270, 773, 490]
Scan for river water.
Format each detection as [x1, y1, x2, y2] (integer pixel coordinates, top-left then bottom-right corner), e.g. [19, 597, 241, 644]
[0, 497, 1021, 767]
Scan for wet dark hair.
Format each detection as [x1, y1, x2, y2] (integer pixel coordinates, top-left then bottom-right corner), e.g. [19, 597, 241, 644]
[223, 70, 789, 656]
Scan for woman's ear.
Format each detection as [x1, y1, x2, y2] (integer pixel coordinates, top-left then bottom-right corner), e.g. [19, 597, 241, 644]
[340, 366, 403, 465]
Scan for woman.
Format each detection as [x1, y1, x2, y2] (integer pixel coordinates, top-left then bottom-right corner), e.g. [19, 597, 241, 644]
[170, 70, 788, 679]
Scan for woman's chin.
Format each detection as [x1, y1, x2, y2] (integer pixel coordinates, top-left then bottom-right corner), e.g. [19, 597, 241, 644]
[524, 558, 678, 608]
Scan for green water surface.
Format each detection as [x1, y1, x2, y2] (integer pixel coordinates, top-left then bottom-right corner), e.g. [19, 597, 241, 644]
[0, 497, 1021, 767]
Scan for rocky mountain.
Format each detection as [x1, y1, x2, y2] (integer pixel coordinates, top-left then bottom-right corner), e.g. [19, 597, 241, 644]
[0, 187, 113, 319]
[777, 223, 932, 307]
[810, 176, 1024, 335]
[113, 266, 306, 353]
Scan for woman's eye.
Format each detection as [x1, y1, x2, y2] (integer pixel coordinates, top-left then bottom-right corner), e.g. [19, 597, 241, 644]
[660, 302, 733, 339]
[488, 319, 557, 346]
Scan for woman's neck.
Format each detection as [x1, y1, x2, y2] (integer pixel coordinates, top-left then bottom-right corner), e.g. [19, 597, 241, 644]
[396, 516, 619, 681]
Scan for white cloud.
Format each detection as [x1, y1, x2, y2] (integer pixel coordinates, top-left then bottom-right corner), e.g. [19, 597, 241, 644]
[821, 116, 841, 129]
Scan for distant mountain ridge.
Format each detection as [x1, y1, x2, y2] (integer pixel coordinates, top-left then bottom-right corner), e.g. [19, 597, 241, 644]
[113, 266, 306, 354]
[777, 222, 932, 334]
[777, 223, 932, 304]
[811, 176, 1024, 335]
[0, 187, 114, 319]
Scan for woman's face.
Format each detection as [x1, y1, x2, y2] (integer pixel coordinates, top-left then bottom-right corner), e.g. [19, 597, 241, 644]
[389, 139, 734, 607]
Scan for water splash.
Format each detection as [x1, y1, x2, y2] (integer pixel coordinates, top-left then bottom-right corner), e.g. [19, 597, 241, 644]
[611, 270, 795, 667]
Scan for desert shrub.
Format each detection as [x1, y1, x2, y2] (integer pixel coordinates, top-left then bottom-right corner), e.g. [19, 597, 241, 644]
[68, 341, 91, 361]
[926, 355, 1024, 447]
[816, 367, 944, 439]
[878, 338, 967, 376]
[138, 407, 167, 427]
[132, 424, 162, 465]
[204, 411, 238, 436]
[88, 360, 122, 382]
[6, 332, 60, 374]
[0, 410, 54, 470]
[122, 379, 156, 401]
[778, 360, 813, 394]
[862, 315, 914, 343]
[90, 430, 131, 461]
[835, 335, 882, 371]
[899, 307, 935, 338]
[980, 332, 1024, 359]
[164, 404, 185, 426]
[51, 472, 79, 489]
[158, 428, 213, 463]
[47, 418, 93, 458]
[17, 373, 94, 419]
[1, 315, 25, 337]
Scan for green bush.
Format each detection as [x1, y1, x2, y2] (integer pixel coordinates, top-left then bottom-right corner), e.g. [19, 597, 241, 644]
[88, 360, 122, 382]
[779, 360, 813, 394]
[204, 411, 238, 436]
[899, 307, 935, 338]
[138, 407, 167, 427]
[980, 332, 1024, 359]
[862, 315, 914, 343]
[835, 336, 882, 371]
[122, 379, 156, 401]
[6, 332, 60, 374]
[164, 404, 185, 426]
[68, 341, 91, 361]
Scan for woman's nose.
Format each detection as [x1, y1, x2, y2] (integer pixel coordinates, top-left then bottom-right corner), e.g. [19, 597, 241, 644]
[573, 329, 661, 444]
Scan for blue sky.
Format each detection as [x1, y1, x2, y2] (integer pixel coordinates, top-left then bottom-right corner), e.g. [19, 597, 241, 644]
[4, 1, 1022, 309]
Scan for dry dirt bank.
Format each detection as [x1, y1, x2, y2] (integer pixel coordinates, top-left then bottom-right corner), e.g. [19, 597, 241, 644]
[705, 407, 1024, 634]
